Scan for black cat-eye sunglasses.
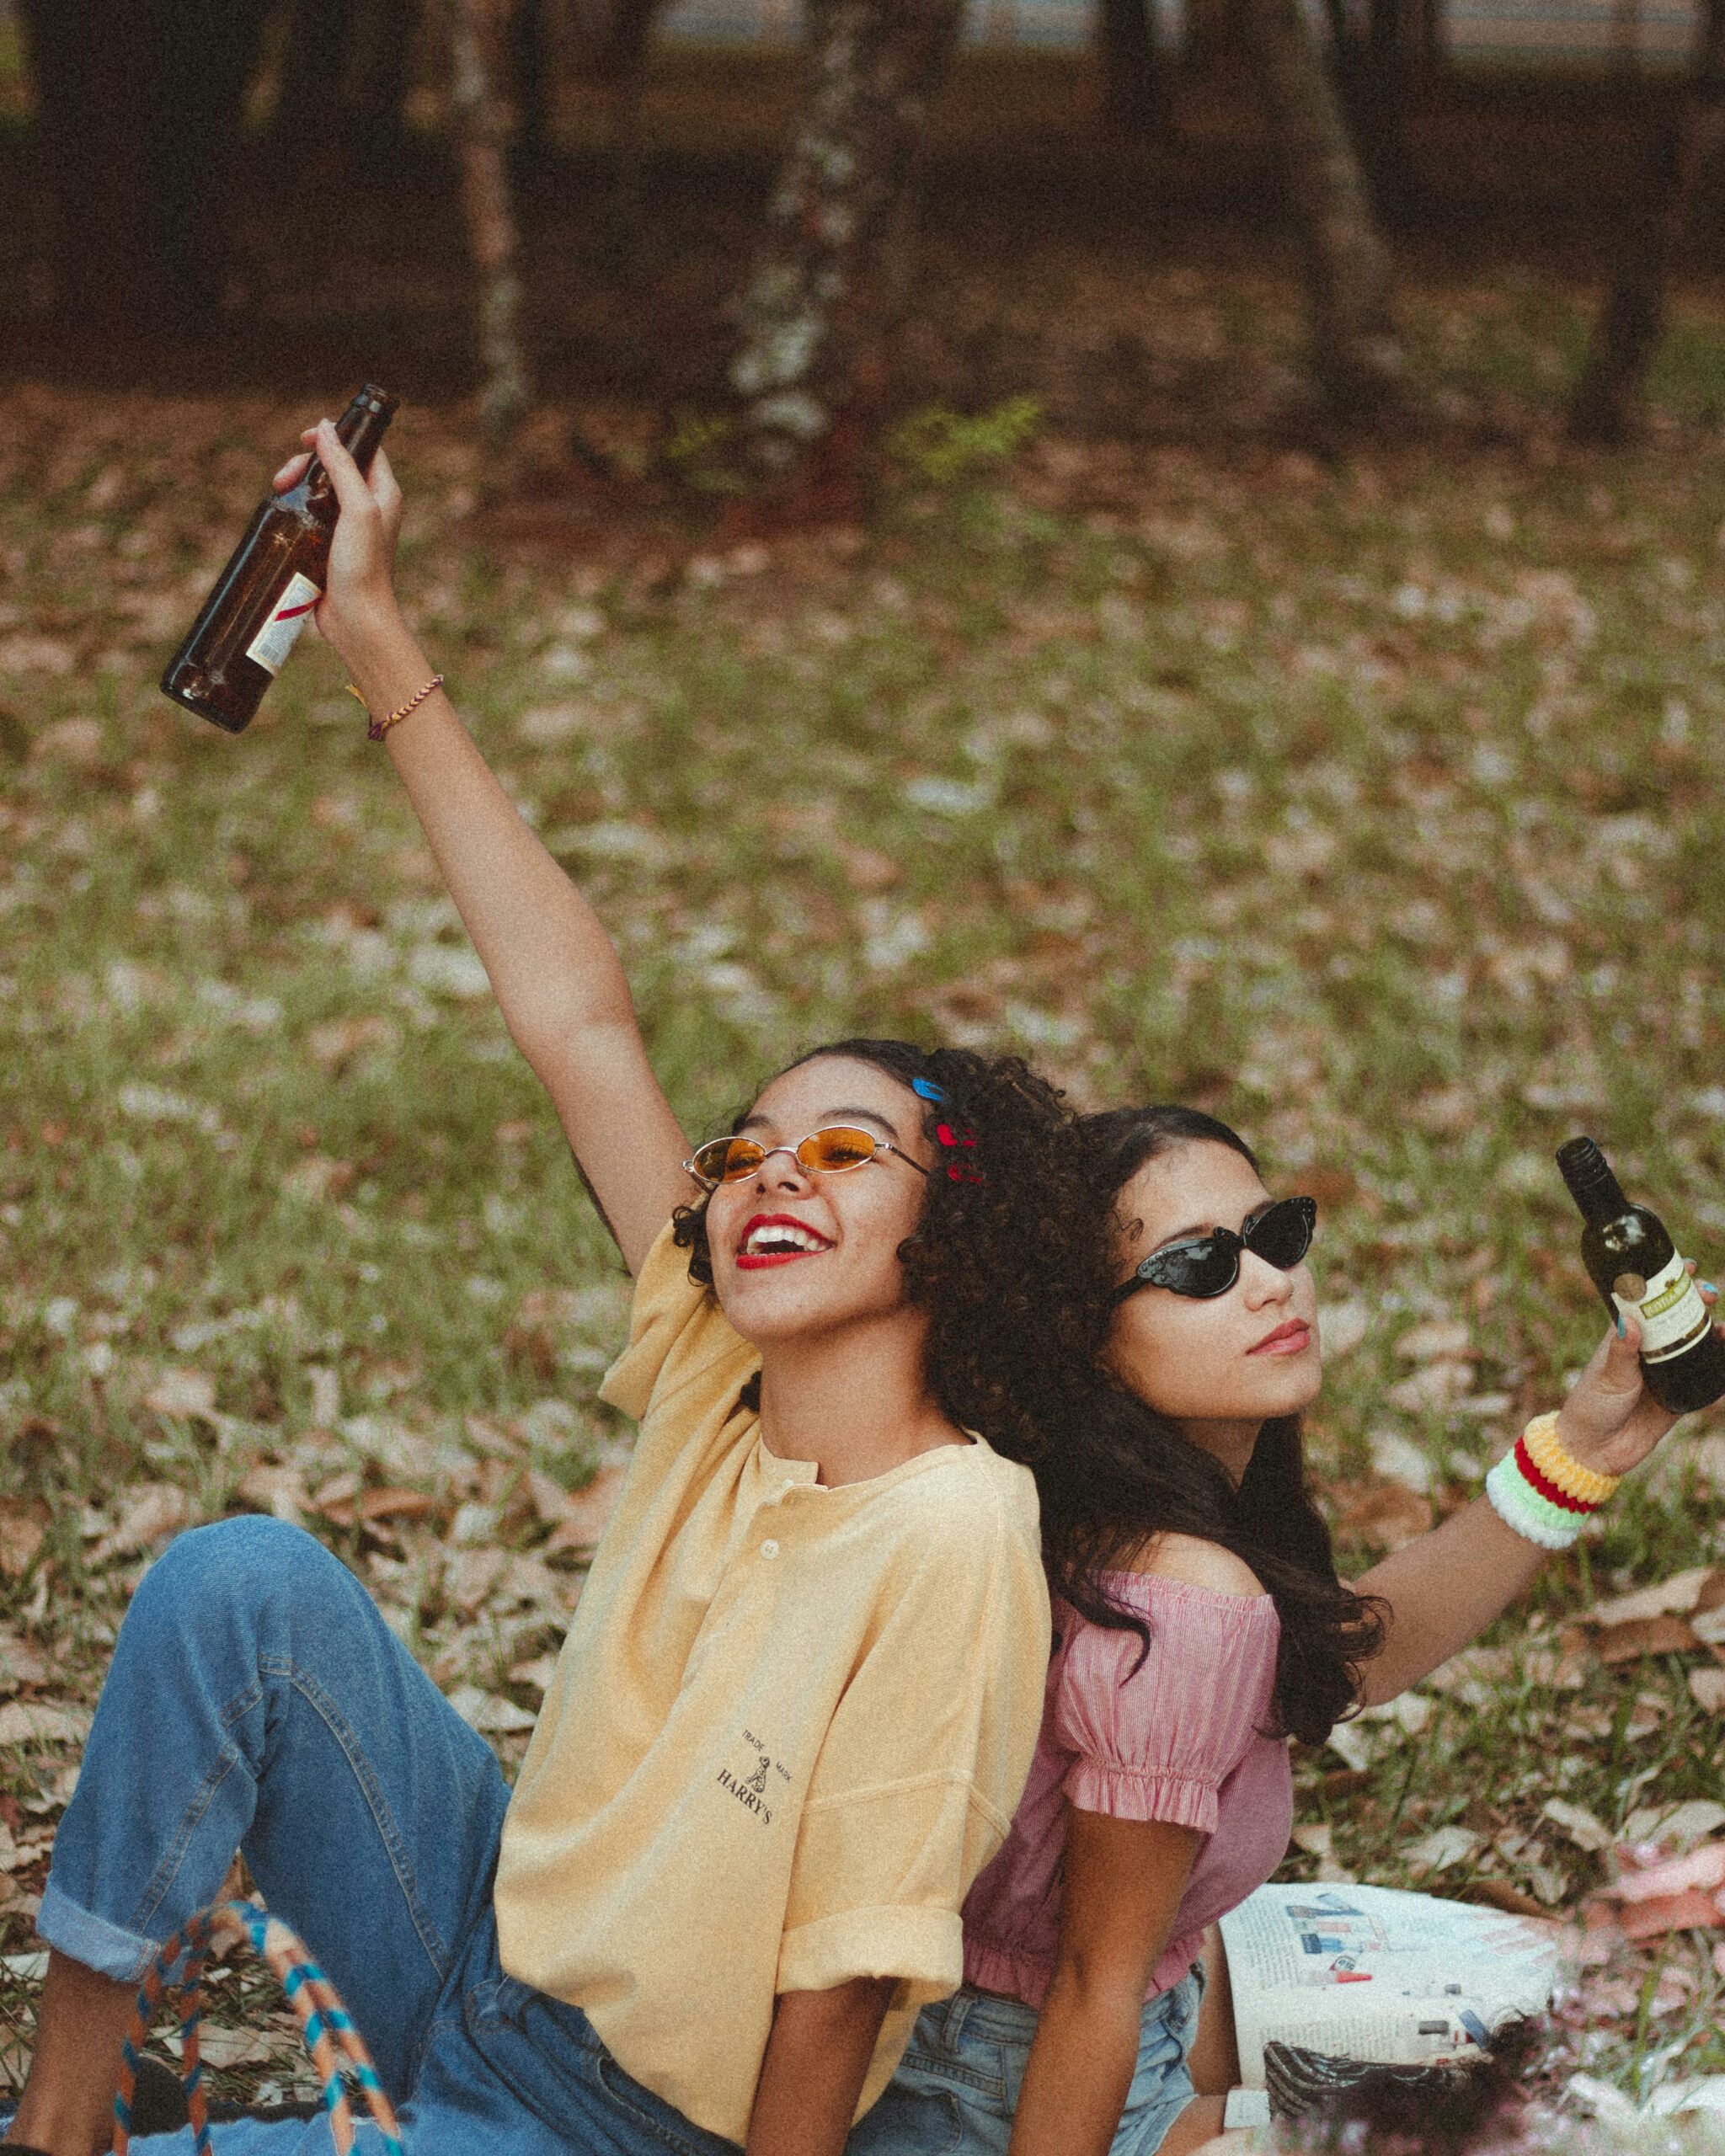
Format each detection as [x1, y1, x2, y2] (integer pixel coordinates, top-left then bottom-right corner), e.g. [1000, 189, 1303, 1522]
[1111, 1195, 1318, 1305]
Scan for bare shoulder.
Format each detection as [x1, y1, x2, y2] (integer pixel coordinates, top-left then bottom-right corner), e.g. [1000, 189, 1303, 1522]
[1117, 1533, 1267, 1599]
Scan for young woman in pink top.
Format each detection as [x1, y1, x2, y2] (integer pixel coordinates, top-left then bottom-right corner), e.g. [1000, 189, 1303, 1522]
[850, 1103, 1712, 2156]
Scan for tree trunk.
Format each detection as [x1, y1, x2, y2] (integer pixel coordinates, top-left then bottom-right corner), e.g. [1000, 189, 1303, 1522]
[155, 0, 274, 312]
[508, 0, 555, 168]
[1237, 0, 1404, 419]
[438, 0, 535, 443]
[17, 0, 270, 329]
[348, 0, 419, 163]
[1569, 0, 1725, 445]
[272, 0, 358, 147]
[1352, 0, 1422, 210]
[16, 0, 161, 328]
[1097, 0, 1164, 137]
[724, 0, 965, 482]
[599, 0, 666, 251]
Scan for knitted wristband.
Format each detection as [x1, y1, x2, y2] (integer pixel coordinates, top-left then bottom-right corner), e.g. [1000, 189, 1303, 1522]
[1521, 1410, 1622, 1507]
[1486, 1412, 1621, 1550]
[1486, 1449, 1586, 1549]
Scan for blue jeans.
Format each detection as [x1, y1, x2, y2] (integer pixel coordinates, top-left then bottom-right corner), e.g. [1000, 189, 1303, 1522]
[19, 1516, 740, 2156]
[846, 1969, 1204, 2156]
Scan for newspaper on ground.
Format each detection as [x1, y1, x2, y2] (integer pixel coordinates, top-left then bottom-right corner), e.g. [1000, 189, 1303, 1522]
[1219, 1882, 1563, 2090]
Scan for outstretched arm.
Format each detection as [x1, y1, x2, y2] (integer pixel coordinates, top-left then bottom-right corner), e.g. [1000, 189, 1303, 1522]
[284, 419, 689, 1274]
[1350, 1290, 1716, 1704]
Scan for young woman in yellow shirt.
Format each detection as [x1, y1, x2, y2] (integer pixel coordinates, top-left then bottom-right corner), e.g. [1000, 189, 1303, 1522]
[1, 423, 1109, 2156]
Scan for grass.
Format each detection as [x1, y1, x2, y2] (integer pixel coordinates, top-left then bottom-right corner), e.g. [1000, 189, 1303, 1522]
[4, 276, 1725, 2123]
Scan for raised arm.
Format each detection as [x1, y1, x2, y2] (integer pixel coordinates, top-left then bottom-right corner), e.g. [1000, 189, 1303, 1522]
[284, 419, 688, 1273]
[1349, 1292, 1715, 1704]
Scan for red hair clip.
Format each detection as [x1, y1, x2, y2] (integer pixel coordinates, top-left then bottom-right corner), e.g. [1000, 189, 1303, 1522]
[936, 1122, 984, 1182]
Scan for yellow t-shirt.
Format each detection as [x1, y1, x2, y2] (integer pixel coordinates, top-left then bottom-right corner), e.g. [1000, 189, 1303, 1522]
[492, 1221, 1050, 2145]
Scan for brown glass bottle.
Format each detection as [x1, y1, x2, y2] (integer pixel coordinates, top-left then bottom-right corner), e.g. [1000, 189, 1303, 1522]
[1557, 1135, 1725, 1414]
[161, 386, 398, 733]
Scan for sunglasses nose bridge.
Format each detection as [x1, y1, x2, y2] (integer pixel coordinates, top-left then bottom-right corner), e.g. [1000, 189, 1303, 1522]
[1238, 1240, 1298, 1301]
[748, 1142, 817, 1188]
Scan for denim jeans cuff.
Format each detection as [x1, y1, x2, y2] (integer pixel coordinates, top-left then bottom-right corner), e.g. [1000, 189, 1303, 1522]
[37, 1876, 163, 1983]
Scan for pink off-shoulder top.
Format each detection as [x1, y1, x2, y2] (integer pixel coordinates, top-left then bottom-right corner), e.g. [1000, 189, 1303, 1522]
[961, 1572, 1293, 2006]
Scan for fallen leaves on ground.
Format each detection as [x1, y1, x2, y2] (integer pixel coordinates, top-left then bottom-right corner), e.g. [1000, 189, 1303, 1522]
[1333, 1476, 1434, 1551]
[1585, 1834, 1725, 1944]
[87, 1484, 189, 1566]
[0, 1506, 48, 1582]
[0, 1702, 89, 1748]
[142, 1369, 219, 1423]
[541, 1465, 627, 1555]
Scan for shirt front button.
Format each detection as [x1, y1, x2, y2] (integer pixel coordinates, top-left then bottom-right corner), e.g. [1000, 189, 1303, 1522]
[760, 1539, 780, 1559]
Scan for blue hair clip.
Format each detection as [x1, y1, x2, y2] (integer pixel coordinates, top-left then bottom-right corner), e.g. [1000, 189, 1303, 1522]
[911, 1076, 948, 1102]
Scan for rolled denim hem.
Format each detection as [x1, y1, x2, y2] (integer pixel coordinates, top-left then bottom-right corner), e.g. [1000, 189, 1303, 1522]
[37, 1875, 163, 1983]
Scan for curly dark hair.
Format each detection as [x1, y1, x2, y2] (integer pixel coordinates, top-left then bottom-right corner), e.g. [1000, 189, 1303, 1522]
[670, 1038, 1115, 1468]
[1039, 1104, 1386, 1748]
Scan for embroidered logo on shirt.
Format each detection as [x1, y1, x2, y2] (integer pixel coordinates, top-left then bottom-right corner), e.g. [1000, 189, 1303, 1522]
[717, 1729, 791, 1825]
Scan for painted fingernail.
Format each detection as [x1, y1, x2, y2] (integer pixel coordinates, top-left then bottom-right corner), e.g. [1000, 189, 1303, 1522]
[1616, 1315, 1626, 1338]
[1703, 1282, 1717, 1296]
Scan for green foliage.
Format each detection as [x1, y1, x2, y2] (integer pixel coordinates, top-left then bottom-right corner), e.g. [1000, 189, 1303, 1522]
[886, 396, 1043, 486]
[660, 407, 749, 493]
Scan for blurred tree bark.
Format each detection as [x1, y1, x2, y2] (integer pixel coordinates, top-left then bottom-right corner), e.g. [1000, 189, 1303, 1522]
[18, 0, 271, 329]
[16, 0, 158, 328]
[724, 0, 965, 485]
[438, 0, 536, 442]
[1335, 0, 1425, 210]
[258, 0, 416, 168]
[1097, 0, 1165, 136]
[1569, 0, 1725, 444]
[273, 0, 357, 148]
[508, 0, 557, 165]
[1237, 0, 1404, 417]
[347, 0, 419, 158]
[565, 0, 673, 248]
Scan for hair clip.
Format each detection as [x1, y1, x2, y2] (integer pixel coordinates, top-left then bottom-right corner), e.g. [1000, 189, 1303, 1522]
[911, 1076, 948, 1102]
[936, 1112, 979, 1181]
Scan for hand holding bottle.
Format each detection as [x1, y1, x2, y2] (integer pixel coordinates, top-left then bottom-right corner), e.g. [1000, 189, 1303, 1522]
[271, 417, 407, 681]
[162, 387, 397, 731]
[1554, 1264, 1721, 1479]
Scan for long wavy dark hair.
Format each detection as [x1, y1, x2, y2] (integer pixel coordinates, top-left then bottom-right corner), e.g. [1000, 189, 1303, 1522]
[671, 1039, 1115, 1468]
[1044, 1105, 1385, 1747]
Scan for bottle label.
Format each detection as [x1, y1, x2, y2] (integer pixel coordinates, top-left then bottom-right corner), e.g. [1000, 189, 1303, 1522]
[1612, 1251, 1712, 1362]
[245, 573, 322, 676]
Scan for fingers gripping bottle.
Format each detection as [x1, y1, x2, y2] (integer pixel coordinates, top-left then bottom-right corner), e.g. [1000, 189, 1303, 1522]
[161, 385, 398, 734]
[1557, 1135, 1725, 1414]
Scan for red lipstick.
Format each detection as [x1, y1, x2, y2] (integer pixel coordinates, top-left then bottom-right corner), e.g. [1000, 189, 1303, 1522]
[734, 1214, 834, 1270]
[1248, 1319, 1312, 1357]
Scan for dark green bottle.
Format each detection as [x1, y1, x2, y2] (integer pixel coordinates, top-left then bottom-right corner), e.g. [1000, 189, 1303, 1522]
[1557, 1135, 1725, 1414]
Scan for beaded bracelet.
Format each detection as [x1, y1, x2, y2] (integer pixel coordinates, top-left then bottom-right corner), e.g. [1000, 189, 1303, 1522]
[1485, 1412, 1620, 1550]
[347, 672, 445, 743]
